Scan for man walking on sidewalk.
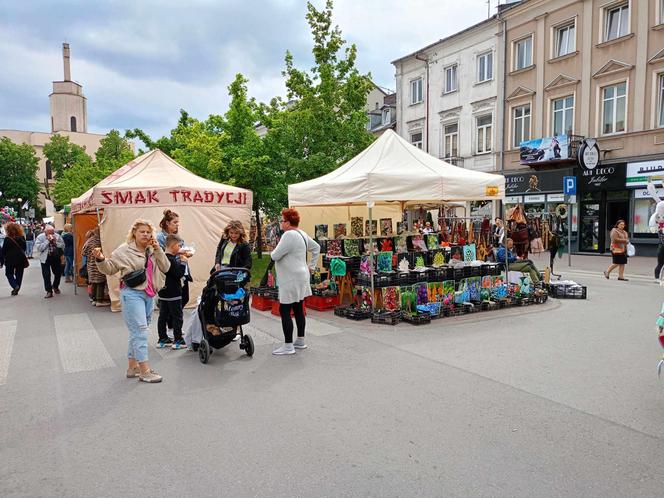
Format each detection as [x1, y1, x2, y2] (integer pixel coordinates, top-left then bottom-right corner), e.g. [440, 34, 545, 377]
[35, 225, 64, 298]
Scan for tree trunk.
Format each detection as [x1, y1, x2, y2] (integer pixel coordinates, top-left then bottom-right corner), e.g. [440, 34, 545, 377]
[255, 204, 263, 259]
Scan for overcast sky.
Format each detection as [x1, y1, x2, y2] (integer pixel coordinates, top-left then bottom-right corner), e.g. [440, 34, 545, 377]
[1, 0, 502, 140]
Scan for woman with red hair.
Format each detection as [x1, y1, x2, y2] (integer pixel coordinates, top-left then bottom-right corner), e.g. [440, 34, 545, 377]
[270, 208, 320, 355]
[1, 222, 27, 296]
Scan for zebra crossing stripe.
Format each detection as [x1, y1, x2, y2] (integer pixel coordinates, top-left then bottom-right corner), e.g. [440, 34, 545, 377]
[0, 320, 17, 386]
[54, 313, 116, 373]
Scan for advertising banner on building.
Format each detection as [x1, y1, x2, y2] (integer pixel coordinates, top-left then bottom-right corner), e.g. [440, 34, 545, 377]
[504, 168, 572, 195]
[520, 135, 570, 165]
[626, 160, 664, 188]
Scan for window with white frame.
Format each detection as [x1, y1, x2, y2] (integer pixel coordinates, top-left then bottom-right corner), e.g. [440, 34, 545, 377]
[444, 65, 458, 93]
[554, 22, 575, 57]
[411, 131, 423, 149]
[477, 52, 493, 82]
[410, 78, 423, 104]
[658, 74, 664, 128]
[602, 82, 626, 134]
[514, 36, 533, 70]
[513, 104, 531, 148]
[443, 123, 458, 158]
[552, 95, 574, 136]
[604, 3, 629, 42]
[476, 115, 492, 154]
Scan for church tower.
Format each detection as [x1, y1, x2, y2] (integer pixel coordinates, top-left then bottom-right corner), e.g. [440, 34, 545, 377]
[49, 43, 87, 133]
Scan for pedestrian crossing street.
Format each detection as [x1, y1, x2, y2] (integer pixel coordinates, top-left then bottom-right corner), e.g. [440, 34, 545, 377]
[0, 308, 343, 385]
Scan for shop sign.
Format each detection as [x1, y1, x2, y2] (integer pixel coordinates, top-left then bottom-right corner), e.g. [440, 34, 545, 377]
[547, 194, 565, 202]
[626, 160, 664, 188]
[578, 138, 600, 171]
[520, 135, 571, 165]
[485, 185, 500, 196]
[524, 194, 546, 203]
[634, 188, 664, 199]
[99, 189, 249, 206]
[576, 163, 626, 191]
[505, 196, 522, 204]
[504, 168, 572, 194]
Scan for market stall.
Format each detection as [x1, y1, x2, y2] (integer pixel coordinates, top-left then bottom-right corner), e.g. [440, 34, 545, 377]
[259, 129, 546, 324]
[71, 150, 253, 311]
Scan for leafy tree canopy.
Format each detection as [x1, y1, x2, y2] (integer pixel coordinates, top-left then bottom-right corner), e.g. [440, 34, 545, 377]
[0, 137, 41, 208]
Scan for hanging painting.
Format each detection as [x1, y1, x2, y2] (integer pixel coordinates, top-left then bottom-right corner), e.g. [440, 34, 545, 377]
[365, 219, 378, 237]
[333, 223, 347, 238]
[315, 224, 328, 240]
[463, 243, 477, 262]
[377, 251, 393, 273]
[351, 217, 364, 237]
[380, 218, 393, 236]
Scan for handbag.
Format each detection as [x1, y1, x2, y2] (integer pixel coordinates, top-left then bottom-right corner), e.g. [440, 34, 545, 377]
[8, 237, 30, 269]
[610, 244, 625, 254]
[121, 249, 150, 288]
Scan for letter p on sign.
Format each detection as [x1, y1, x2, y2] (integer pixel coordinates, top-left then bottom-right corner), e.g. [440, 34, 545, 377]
[563, 176, 576, 196]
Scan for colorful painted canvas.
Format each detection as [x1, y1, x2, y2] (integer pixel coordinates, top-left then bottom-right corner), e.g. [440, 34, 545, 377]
[365, 219, 378, 236]
[326, 239, 342, 256]
[414, 254, 426, 269]
[333, 223, 347, 238]
[442, 280, 455, 307]
[467, 276, 481, 302]
[382, 286, 401, 311]
[400, 287, 417, 313]
[395, 236, 408, 253]
[481, 276, 492, 301]
[463, 243, 477, 262]
[351, 217, 364, 237]
[377, 251, 393, 273]
[430, 250, 446, 267]
[414, 283, 428, 305]
[315, 224, 328, 240]
[396, 222, 406, 235]
[380, 218, 393, 236]
[343, 238, 361, 257]
[426, 234, 439, 250]
[491, 275, 507, 299]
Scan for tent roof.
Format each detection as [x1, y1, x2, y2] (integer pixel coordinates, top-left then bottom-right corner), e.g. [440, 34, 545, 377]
[71, 150, 250, 213]
[288, 129, 505, 206]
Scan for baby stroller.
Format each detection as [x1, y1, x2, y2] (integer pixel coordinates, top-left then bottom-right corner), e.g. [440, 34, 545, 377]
[197, 267, 254, 363]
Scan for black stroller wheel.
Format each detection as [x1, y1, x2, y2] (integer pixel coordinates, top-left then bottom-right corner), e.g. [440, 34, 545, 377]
[242, 334, 254, 357]
[199, 339, 210, 364]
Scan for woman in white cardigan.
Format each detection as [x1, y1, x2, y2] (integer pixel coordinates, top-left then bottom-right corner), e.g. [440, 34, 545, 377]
[270, 208, 320, 355]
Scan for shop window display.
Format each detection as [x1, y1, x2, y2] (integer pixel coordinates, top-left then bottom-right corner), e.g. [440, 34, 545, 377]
[633, 198, 655, 234]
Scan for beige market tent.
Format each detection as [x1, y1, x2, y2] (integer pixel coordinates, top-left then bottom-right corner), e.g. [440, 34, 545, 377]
[71, 150, 253, 310]
[288, 129, 505, 235]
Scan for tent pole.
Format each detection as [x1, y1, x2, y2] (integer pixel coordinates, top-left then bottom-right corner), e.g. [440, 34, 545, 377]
[368, 202, 375, 312]
[95, 207, 101, 225]
[72, 215, 77, 296]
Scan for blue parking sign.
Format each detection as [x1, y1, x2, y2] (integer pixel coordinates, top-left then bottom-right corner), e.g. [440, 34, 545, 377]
[563, 176, 576, 196]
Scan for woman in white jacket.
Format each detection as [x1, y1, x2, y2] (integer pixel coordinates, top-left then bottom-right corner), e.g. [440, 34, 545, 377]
[270, 208, 320, 355]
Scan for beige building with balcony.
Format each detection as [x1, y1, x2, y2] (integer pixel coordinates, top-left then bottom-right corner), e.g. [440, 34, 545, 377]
[1, 43, 106, 207]
[500, 0, 664, 254]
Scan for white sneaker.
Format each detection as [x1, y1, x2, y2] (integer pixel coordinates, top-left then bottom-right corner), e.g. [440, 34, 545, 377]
[272, 344, 296, 355]
[294, 338, 307, 349]
[232, 334, 240, 342]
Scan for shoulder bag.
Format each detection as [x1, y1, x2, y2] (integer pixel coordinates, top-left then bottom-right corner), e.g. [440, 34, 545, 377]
[8, 237, 30, 269]
[121, 248, 150, 288]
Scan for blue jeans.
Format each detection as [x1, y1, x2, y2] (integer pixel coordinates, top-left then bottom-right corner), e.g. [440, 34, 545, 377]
[5, 264, 24, 290]
[120, 287, 154, 363]
[64, 254, 74, 277]
[26, 240, 34, 258]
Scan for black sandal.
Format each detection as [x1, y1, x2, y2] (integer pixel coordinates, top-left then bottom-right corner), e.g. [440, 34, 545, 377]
[618, 278, 629, 281]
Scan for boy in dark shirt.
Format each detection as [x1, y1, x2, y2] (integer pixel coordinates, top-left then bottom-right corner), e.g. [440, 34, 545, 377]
[157, 234, 188, 349]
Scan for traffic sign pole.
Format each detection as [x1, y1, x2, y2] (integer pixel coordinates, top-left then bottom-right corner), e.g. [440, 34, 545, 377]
[563, 176, 576, 267]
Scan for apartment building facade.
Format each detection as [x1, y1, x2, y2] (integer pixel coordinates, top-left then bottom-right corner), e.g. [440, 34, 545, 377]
[501, 0, 664, 254]
[392, 16, 503, 173]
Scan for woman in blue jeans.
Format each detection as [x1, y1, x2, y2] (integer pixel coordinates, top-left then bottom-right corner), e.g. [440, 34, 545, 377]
[62, 223, 74, 282]
[94, 220, 170, 383]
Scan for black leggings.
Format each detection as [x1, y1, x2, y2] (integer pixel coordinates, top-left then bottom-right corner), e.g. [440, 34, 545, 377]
[656, 244, 664, 279]
[279, 300, 305, 344]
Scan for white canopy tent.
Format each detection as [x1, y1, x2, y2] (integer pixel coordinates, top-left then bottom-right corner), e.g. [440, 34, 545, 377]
[288, 129, 506, 308]
[288, 129, 505, 235]
[71, 150, 253, 310]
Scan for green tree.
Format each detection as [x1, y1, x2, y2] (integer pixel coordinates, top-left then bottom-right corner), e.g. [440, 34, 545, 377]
[0, 137, 41, 209]
[262, 0, 374, 186]
[52, 130, 134, 206]
[42, 134, 92, 178]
